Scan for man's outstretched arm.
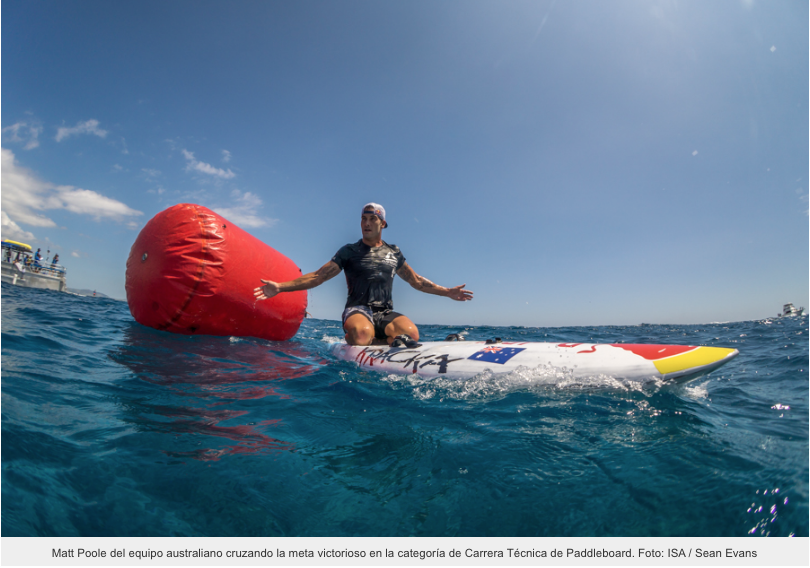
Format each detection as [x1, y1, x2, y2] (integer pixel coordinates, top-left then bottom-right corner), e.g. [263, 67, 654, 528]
[254, 261, 341, 301]
[396, 262, 473, 301]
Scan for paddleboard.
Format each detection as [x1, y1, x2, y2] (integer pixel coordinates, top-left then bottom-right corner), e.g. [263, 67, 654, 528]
[331, 340, 739, 381]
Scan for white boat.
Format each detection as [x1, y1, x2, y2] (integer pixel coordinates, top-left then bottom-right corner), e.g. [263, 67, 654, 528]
[1, 240, 67, 292]
[779, 303, 805, 317]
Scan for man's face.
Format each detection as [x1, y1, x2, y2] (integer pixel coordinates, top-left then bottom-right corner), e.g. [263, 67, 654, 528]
[361, 212, 384, 239]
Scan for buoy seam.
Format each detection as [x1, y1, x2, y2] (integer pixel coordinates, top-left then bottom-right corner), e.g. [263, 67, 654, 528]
[155, 206, 209, 331]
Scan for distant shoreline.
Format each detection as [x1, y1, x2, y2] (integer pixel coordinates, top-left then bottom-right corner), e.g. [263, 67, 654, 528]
[66, 288, 113, 299]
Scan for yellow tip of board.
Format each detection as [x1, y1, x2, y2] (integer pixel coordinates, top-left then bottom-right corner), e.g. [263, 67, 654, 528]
[654, 346, 738, 376]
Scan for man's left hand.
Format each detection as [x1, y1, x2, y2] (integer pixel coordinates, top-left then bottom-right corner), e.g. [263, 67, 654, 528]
[447, 284, 473, 301]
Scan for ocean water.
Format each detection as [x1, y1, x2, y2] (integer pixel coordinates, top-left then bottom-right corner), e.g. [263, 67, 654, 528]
[2, 282, 807, 538]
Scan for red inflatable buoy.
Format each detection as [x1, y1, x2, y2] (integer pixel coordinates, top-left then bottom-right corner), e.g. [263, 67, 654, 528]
[125, 203, 307, 341]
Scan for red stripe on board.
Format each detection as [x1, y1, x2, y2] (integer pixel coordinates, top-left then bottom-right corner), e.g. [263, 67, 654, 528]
[610, 344, 697, 360]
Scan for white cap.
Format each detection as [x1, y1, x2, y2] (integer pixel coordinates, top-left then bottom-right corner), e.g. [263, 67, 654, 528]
[362, 202, 387, 227]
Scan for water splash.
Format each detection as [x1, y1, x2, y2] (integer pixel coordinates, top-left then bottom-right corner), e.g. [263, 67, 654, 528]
[377, 363, 664, 402]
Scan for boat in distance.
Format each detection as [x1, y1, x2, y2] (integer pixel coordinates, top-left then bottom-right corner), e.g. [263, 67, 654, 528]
[778, 303, 805, 318]
[1, 240, 67, 292]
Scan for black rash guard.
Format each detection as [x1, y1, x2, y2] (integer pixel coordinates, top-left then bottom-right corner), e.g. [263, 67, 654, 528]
[331, 240, 406, 310]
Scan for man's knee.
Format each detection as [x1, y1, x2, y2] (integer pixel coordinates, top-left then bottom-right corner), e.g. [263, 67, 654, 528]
[345, 327, 374, 345]
[344, 315, 375, 346]
[385, 316, 419, 342]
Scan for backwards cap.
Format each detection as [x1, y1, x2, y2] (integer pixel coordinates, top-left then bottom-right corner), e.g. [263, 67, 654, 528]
[362, 202, 387, 227]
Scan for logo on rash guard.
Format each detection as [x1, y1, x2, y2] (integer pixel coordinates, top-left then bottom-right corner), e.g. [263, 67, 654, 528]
[381, 251, 398, 267]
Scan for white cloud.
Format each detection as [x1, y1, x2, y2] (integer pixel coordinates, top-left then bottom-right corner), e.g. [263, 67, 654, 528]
[1, 210, 36, 242]
[2, 121, 43, 150]
[1, 148, 143, 241]
[222, 149, 232, 163]
[55, 119, 108, 142]
[692, 150, 699, 156]
[1, 149, 60, 228]
[212, 190, 277, 228]
[182, 149, 235, 179]
[58, 187, 142, 219]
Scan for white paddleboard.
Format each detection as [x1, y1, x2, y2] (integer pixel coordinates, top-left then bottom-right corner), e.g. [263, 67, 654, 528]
[331, 340, 739, 381]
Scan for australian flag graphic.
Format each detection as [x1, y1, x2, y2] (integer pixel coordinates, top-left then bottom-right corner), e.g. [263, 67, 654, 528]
[468, 346, 526, 365]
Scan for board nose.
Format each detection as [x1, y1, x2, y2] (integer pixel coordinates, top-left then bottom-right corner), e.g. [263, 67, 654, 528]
[654, 346, 739, 376]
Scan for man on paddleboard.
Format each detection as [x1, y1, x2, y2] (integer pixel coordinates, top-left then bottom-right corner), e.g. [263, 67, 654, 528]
[253, 203, 473, 346]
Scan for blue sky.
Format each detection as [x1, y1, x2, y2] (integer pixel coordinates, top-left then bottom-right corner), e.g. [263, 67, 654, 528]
[2, 0, 807, 326]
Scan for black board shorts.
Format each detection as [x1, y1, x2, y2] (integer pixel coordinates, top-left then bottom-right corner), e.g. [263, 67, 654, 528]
[341, 306, 404, 340]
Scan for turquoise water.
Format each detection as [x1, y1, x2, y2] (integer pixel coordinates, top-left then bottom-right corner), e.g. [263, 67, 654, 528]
[2, 282, 807, 537]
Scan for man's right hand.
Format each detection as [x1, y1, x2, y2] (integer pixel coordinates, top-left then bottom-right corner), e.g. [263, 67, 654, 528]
[254, 279, 281, 301]
[253, 262, 340, 301]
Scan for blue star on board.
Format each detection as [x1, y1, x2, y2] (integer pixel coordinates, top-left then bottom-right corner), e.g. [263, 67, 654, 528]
[468, 346, 526, 365]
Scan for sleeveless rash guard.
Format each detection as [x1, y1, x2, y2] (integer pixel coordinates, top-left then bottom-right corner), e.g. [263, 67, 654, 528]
[331, 240, 405, 310]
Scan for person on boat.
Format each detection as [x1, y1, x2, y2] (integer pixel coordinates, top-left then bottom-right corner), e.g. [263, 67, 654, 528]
[33, 248, 43, 271]
[51, 254, 60, 267]
[253, 202, 473, 347]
